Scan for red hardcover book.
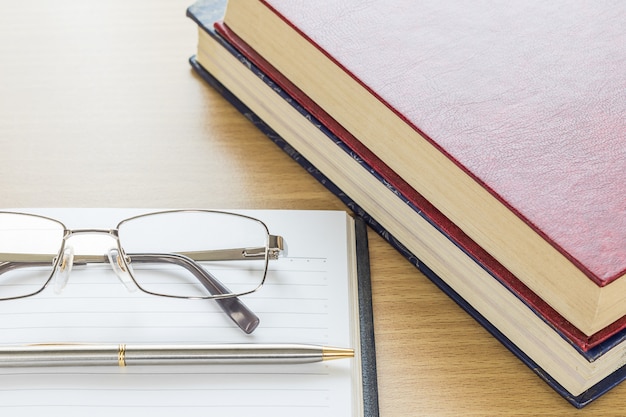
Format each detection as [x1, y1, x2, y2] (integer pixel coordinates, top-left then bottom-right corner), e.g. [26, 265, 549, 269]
[211, 21, 624, 351]
[222, 0, 626, 338]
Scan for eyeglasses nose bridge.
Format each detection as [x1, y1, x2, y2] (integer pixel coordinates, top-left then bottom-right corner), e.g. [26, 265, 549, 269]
[57, 228, 136, 293]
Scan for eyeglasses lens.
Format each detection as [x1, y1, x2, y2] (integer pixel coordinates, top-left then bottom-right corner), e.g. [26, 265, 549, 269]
[117, 211, 270, 299]
[0, 213, 65, 299]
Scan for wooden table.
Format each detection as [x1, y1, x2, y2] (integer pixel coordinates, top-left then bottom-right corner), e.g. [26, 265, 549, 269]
[0, 1, 624, 415]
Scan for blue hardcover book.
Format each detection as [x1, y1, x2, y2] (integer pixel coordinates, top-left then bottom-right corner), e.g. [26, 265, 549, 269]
[187, 0, 626, 407]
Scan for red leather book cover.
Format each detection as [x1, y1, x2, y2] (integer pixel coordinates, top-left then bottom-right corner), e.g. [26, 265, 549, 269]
[215, 0, 626, 349]
[223, 0, 626, 336]
[247, 0, 626, 283]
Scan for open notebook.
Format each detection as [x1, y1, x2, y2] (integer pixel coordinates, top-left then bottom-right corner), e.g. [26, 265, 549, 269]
[0, 208, 377, 416]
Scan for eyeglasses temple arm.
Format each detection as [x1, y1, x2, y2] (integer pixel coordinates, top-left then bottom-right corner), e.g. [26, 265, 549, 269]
[0, 261, 52, 275]
[0, 234, 283, 265]
[178, 235, 285, 261]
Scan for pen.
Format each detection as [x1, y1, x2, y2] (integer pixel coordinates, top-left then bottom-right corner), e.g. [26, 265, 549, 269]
[0, 343, 354, 367]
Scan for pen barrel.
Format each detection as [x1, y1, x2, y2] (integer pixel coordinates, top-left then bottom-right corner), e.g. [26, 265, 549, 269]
[0, 344, 121, 367]
[0, 344, 353, 367]
[125, 344, 322, 365]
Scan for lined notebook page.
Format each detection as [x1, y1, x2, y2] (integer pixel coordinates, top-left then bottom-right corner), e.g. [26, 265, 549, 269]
[0, 209, 362, 416]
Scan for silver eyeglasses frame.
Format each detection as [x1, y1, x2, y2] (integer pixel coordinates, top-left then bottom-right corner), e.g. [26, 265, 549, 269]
[0, 209, 285, 334]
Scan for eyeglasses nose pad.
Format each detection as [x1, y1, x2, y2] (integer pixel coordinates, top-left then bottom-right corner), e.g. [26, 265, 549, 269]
[53, 246, 74, 294]
[107, 248, 138, 292]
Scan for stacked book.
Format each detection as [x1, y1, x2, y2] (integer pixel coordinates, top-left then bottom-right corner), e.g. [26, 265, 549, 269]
[187, 0, 626, 408]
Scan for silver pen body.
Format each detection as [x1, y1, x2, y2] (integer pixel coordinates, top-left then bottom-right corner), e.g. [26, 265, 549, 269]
[0, 343, 354, 367]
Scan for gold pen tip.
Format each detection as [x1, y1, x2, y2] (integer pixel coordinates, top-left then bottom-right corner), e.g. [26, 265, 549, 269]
[322, 347, 355, 361]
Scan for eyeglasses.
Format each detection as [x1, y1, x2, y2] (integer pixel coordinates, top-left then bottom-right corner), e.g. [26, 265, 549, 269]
[0, 210, 285, 334]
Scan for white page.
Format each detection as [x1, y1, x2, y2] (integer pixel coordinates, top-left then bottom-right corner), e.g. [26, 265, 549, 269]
[0, 209, 361, 416]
